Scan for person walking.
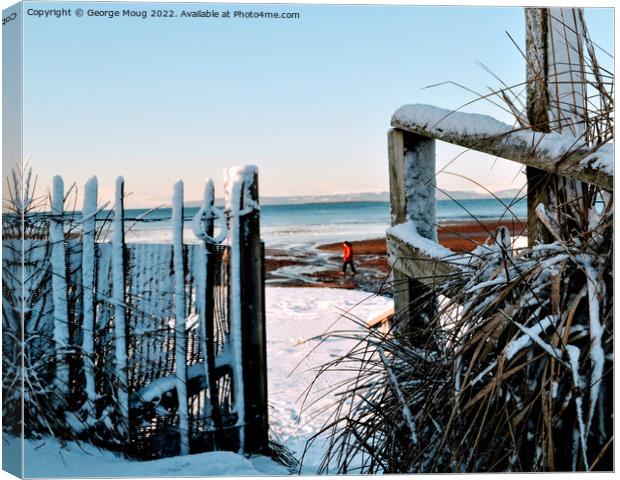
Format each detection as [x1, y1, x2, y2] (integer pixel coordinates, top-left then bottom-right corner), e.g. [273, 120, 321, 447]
[342, 241, 357, 276]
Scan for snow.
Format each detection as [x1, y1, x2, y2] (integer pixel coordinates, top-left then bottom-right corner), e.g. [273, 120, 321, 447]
[580, 143, 614, 175]
[393, 104, 510, 138]
[387, 220, 455, 259]
[266, 287, 393, 472]
[7, 435, 288, 478]
[581, 257, 605, 435]
[172, 180, 190, 455]
[133, 363, 208, 406]
[504, 315, 560, 361]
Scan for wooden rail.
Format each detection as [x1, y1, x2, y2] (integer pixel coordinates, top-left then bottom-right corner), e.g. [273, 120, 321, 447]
[386, 105, 613, 334]
[392, 105, 613, 192]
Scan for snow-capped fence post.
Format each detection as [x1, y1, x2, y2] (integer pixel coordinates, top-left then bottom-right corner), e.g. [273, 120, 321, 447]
[50, 175, 70, 401]
[238, 167, 268, 454]
[112, 176, 130, 438]
[388, 130, 438, 338]
[81, 176, 98, 414]
[172, 181, 190, 456]
[224, 165, 268, 454]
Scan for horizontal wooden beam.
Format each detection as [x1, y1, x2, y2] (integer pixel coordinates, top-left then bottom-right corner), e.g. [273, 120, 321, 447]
[391, 104, 613, 191]
[387, 233, 462, 290]
[366, 306, 394, 331]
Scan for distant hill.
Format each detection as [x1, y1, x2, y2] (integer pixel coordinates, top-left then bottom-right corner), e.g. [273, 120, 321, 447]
[185, 188, 524, 207]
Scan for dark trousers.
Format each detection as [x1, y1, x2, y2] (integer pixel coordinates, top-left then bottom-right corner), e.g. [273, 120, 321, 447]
[342, 259, 357, 274]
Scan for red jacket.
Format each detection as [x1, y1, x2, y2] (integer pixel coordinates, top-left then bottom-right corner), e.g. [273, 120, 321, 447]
[343, 243, 352, 261]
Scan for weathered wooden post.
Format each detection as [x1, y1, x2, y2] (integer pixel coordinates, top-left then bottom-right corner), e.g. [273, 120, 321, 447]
[387, 130, 437, 338]
[525, 8, 553, 246]
[50, 176, 70, 401]
[238, 167, 268, 454]
[172, 181, 190, 455]
[112, 176, 129, 439]
[224, 165, 267, 454]
[525, 7, 587, 245]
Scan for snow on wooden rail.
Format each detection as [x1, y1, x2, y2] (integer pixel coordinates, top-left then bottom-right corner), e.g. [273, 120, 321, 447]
[386, 222, 465, 294]
[391, 104, 613, 191]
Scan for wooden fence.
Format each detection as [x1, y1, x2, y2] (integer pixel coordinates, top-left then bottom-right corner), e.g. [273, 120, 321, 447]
[386, 105, 613, 332]
[385, 8, 613, 333]
[3, 165, 267, 459]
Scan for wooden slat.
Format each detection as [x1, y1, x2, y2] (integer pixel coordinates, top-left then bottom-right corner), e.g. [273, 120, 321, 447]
[81, 176, 98, 409]
[172, 180, 190, 456]
[112, 176, 129, 437]
[196, 179, 224, 437]
[391, 108, 612, 191]
[366, 306, 394, 333]
[49, 176, 69, 397]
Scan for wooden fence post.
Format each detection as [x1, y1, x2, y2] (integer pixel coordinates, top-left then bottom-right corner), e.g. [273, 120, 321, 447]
[194, 179, 224, 440]
[239, 168, 268, 454]
[388, 130, 438, 339]
[525, 8, 553, 246]
[50, 175, 70, 400]
[225, 168, 245, 453]
[112, 176, 129, 438]
[81, 176, 98, 412]
[172, 180, 190, 456]
[525, 7, 588, 246]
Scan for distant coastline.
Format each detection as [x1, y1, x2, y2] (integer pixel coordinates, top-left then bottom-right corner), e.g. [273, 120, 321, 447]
[186, 188, 525, 208]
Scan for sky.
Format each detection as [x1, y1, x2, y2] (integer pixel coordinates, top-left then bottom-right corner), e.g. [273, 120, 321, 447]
[7, 2, 616, 207]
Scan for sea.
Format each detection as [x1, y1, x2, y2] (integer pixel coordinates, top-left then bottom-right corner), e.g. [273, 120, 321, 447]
[118, 197, 527, 248]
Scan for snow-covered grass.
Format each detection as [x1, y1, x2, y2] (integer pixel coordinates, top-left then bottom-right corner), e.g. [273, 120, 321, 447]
[5, 287, 392, 478]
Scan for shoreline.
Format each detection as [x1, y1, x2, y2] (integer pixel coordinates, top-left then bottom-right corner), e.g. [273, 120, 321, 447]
[265, 219, 527, 292]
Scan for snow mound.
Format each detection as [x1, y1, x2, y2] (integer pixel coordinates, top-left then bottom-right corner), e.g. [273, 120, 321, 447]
[6, 435, 288, 478]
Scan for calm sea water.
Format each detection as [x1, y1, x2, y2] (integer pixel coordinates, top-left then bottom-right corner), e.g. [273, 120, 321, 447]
[117, 198, 526, 247]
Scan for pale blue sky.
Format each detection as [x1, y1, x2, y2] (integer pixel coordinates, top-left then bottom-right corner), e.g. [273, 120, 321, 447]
[17, 3, 614, 207]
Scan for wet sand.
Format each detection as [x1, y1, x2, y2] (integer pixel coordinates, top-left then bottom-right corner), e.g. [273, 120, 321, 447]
[265, 220, 527, 293]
